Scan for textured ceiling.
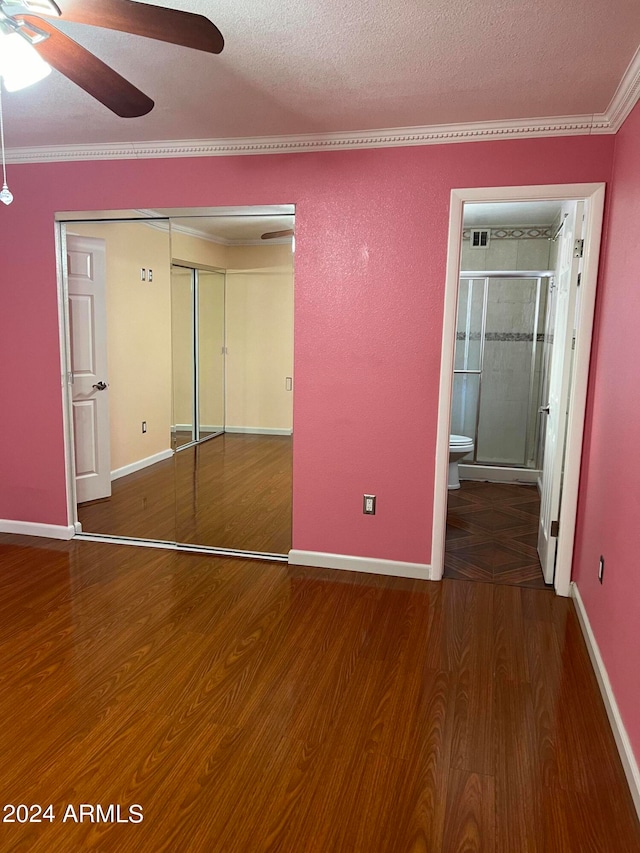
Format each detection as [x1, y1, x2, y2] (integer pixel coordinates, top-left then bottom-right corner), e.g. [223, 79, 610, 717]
[2, 0, 640, 148]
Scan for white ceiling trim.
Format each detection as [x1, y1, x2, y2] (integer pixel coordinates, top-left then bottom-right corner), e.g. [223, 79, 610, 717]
[604, 43, 640, 132]
[7, 48, 639, 165]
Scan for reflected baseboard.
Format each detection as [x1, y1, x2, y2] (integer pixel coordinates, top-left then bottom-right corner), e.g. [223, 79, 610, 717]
[111, 449, 173, 481]
[225, 427, 293, 436]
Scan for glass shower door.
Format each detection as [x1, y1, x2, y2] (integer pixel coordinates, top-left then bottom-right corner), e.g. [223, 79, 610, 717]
[451, 277, 485, 456]
[476, 277, 540, 466]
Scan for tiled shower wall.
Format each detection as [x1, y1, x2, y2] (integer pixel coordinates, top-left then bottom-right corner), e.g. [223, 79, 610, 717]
[454, 232, 554, 468]
[460, 234, 552, 272]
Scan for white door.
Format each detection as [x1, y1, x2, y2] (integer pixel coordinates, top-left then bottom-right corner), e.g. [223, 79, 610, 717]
[67, 235, 111, 503]
[537, 201, 583, 583]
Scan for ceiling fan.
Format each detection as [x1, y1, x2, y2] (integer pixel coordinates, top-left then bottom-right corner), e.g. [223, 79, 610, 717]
[0, 0, 224, 116]
[261, 229, 294, 240]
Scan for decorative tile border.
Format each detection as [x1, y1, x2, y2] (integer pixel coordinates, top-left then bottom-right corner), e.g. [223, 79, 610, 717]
[462, 227, 553, 240]
[456, 332, 545, 341]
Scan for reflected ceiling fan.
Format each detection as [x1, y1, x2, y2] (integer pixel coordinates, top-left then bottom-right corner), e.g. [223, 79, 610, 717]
[261, 229, 294, 240]
[0, 0, 224, 116]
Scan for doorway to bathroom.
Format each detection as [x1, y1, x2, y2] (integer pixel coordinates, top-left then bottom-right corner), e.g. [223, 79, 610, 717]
[433, 184, 605, 596]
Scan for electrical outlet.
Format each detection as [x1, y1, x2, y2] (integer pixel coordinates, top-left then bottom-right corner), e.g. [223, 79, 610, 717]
[363, 494, 376, 515]
[148, 269, 153, 282]
[140, 268, 146, 281]
[598, 555, 605, 584]
[142, 421, 147, 434]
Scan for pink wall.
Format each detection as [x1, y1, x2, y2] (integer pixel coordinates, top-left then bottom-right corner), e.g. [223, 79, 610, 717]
[573, 101, 640, 762]
[0, 135, 614, 565]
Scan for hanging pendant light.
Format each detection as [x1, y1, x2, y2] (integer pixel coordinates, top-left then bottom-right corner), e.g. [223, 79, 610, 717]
[0, 12, 55, 206]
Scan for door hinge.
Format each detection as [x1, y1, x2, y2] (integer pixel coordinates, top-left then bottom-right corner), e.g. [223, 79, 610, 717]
[573, 239, 584, 258]
[571, 336, 576, 350]
[550, 519, 560, 537]
[577, 272, 581, 286]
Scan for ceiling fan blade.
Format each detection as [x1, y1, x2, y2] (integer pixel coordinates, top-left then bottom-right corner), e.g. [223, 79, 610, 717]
[40, 0, 224, 54]
[22, 16, 154, 117]
[261, 230, 295, 240]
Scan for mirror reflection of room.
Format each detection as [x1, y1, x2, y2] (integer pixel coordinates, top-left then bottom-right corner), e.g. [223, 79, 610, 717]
[170, 265, 225, 449]
[69, 209, 294, 556]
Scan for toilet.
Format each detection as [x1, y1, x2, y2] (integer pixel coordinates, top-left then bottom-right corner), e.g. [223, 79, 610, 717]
[448, 434, 474, 489]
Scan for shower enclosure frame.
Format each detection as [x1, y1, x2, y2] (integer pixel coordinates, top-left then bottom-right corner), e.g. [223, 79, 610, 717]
[454, 269, 554, 471]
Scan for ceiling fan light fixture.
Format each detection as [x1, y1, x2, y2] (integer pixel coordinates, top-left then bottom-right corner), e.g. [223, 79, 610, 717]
[0, 27, 51, 91]
[20, 1, 61, 15]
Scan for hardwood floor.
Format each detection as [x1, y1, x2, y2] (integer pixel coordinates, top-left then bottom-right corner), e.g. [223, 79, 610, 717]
[445, 481, 548, 589]
[0, 535, 637, 851]
[77, 434, 292, 554]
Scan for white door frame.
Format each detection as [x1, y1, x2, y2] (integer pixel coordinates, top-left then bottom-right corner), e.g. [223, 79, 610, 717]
[56, 221, 82, 533]
[432, 183, 606, 596]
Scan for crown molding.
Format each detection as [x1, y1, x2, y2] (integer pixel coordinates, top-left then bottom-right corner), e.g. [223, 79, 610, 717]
[597, 45, 640, 133]
[3, 115, 600, 164]
[6, 48, 639, 165]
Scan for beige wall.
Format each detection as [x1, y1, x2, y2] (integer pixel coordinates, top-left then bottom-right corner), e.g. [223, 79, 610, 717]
[225, 243, 294, 432]
[170, 231, 227, 269]
[70, 222, 173, 472]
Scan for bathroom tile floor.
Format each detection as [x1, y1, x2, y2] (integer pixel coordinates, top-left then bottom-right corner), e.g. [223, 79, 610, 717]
[444, 480, 549, 588]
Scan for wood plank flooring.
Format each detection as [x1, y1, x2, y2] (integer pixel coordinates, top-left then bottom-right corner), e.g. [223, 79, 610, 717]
[0, 535, 637, 851]
[445, 481, 548, 588]
[77, 434, 292, 554]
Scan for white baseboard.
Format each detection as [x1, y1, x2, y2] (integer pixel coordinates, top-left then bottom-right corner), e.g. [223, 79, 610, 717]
[288, 549, 431, 580]
[0, 519, 75, 540]
[459, 464, 540, 484]
[571, 582, 640, 820]
[225, 426, 293, 436]
[111, 449, 173, 481]
[172, 424, 224, 432]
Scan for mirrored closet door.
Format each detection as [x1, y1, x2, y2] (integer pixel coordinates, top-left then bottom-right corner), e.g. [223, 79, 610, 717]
[68, 207, 294, 556]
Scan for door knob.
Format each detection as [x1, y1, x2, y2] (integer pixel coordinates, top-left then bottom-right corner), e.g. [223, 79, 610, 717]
[92, 381, 108, 391]
[539, 404, 550, 414]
